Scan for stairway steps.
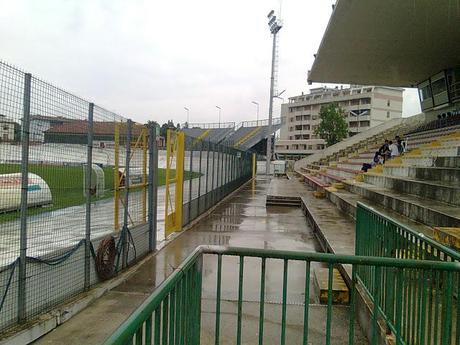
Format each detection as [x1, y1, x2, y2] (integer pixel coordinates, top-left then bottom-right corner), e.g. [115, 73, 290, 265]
[326, 166, 360, 179]
[343, 180, 460, 228]
[364, 173, 460, 206]
[324, 188, 434, 238]
[383, 165, 460, 184]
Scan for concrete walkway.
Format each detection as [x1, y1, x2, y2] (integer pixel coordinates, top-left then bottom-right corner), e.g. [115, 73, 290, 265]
[35, 177, 333, 344]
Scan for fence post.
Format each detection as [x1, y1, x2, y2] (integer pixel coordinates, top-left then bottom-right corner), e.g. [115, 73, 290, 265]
[122, 119, 132, 268]
[205, 140, 210, 210]
[148, 122, 157, 252]
[18, 73, 31, 323]
[84, 103, 94, 291]
[197, 141, 203, 214]
[188, 146, 193, 224]
[211, 142, 216, 207]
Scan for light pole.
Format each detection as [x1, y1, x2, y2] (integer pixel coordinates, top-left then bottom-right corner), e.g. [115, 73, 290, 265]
[251, 101, 259, 125]
[215, 106, 222, 128]
[266, 10, 282, 175]
[184, 107, 190, 125]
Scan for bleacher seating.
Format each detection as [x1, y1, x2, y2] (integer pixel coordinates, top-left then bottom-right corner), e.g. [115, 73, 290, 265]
[182, 127, 234, 144]
[296, 118, 460, 239]
[406, 112, 460, 135]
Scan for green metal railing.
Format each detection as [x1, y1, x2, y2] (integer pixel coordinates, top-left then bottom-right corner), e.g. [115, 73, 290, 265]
[356, 202, 460, 345]
[104, 245, 460, 345]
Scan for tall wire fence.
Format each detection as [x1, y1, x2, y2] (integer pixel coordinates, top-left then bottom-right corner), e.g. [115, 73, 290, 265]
[0, 61, 160, 331]
[181, 135, 253, 228]
[0, 61, 254, 333]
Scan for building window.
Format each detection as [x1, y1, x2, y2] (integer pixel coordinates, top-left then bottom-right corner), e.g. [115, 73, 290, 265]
[295, 116, 302, 121]
[387, 111, 390, 118]
[289, 127, 293, 131]
[387, 100, 391, 107]
[3, 126, 8, 130]
[289, 108, 293, 113]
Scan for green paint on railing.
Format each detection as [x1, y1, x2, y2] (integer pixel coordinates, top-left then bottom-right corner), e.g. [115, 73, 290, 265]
[356, 202, 460, 345]
[103, 245, 460, 345]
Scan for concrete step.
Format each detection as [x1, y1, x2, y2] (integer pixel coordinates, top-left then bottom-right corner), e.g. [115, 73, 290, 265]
[405, 145, 460, 157]
[400, 155, 460, 168]
[343, 180, 460, 228]
[364, 173, 460, 206]
[326, 166, 360, 179]
[324, 187, 434, 238]
[314, 268, 349, 305]
[383, 165, 460, 184]
[408, 138, 460, 150]
[405, 125, 460, 141]
[337, 162, 365, 170]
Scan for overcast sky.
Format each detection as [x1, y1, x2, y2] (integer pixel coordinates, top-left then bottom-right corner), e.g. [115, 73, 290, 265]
[0, 0, 421, 125]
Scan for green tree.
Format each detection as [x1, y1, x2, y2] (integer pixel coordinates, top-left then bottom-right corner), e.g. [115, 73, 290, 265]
[314, 103, 348, 146]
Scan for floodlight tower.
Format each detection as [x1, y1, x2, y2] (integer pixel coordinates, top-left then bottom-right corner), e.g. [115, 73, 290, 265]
[266, 10, 282, 175]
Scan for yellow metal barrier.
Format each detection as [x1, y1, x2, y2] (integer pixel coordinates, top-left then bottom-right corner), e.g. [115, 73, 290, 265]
[165, 129, 185, 237]
[114, 123, 148, 231]
[252, 153, 256, 178]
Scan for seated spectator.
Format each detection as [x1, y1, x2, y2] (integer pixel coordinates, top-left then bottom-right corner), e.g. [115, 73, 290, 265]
[362, 151, 382, 172]
[395, 135, 406, 154]
[379, 140, 391, 163]
[389, 140, 400, 157]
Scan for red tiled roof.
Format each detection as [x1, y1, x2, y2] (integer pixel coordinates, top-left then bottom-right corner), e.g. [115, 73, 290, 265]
[45, 120, 143, 135]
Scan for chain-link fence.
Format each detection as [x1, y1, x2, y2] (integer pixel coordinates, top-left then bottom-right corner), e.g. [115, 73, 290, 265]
[181, 135, 253, 227]
[0, 61, 161, 331]
[0, 61, 254, 333]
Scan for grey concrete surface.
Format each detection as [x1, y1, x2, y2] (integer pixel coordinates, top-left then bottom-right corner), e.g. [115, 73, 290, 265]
[200, 300, 366, 345]
[35, 176, 352, 344]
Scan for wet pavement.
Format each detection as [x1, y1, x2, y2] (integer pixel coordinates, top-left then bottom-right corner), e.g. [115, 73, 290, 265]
[35, 176, 366, 344]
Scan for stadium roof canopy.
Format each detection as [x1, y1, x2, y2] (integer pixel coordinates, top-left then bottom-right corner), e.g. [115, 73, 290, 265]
[308, 0, 460, 87]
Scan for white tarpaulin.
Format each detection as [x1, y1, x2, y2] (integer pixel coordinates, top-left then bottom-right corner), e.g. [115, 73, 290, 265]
[0, 173, 52, 212]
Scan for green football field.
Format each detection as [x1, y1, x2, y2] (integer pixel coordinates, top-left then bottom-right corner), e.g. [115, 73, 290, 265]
[0, 164, 200, 223]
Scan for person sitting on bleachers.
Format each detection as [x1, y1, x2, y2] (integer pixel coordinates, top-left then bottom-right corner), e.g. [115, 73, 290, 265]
[378, 140, 391, 163]
[361, 151, 382, 172]
[395, 135, 406, 154]
[389, 140, 400, 157]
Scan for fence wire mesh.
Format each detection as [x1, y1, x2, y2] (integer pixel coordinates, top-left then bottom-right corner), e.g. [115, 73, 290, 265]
[0, 61, 254, 333]
[0, 61, 158, 331]
[181, 134, 252, 228]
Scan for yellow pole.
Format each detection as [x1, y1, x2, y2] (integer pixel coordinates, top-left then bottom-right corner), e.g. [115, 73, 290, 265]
[114, 122, 120, 231]
[252, 153, 257, 178]
[174, 131, 185, 231]
[142, 127, 147, 223]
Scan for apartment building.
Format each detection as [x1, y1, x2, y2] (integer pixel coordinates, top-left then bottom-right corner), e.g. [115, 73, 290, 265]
[275, 85, 403, 159]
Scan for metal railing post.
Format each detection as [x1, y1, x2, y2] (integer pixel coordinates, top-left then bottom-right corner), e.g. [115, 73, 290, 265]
[18, 72, 31, 323]
[211, 142, 216, 207]
[188, 147, 193, 223]
[205, 140, 210, 210]
[219, 144, 224, 200]
[197, 141, 203, 214]
[122, 119, 132, 268]
[148, 122, 157, 251]
[84, 102, 94, 290]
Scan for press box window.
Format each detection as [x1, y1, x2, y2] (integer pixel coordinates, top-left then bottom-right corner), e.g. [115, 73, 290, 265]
[431, 71, 449, 107]
[418, 80, 433, 111]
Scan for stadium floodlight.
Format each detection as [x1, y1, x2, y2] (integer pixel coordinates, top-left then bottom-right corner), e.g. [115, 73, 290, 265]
[266, 10, 283, 175]
[215, 106, 222, 128]
[184, 107, 190, 125]
[251, 101, 259, 124]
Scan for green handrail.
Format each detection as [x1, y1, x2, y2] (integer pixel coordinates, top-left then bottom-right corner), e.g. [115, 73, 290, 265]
[104, 245, 460, 345]
[355, 202, 460, 345]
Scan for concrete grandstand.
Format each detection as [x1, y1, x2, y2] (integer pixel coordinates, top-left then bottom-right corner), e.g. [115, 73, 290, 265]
[182, 118, 283, 152]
